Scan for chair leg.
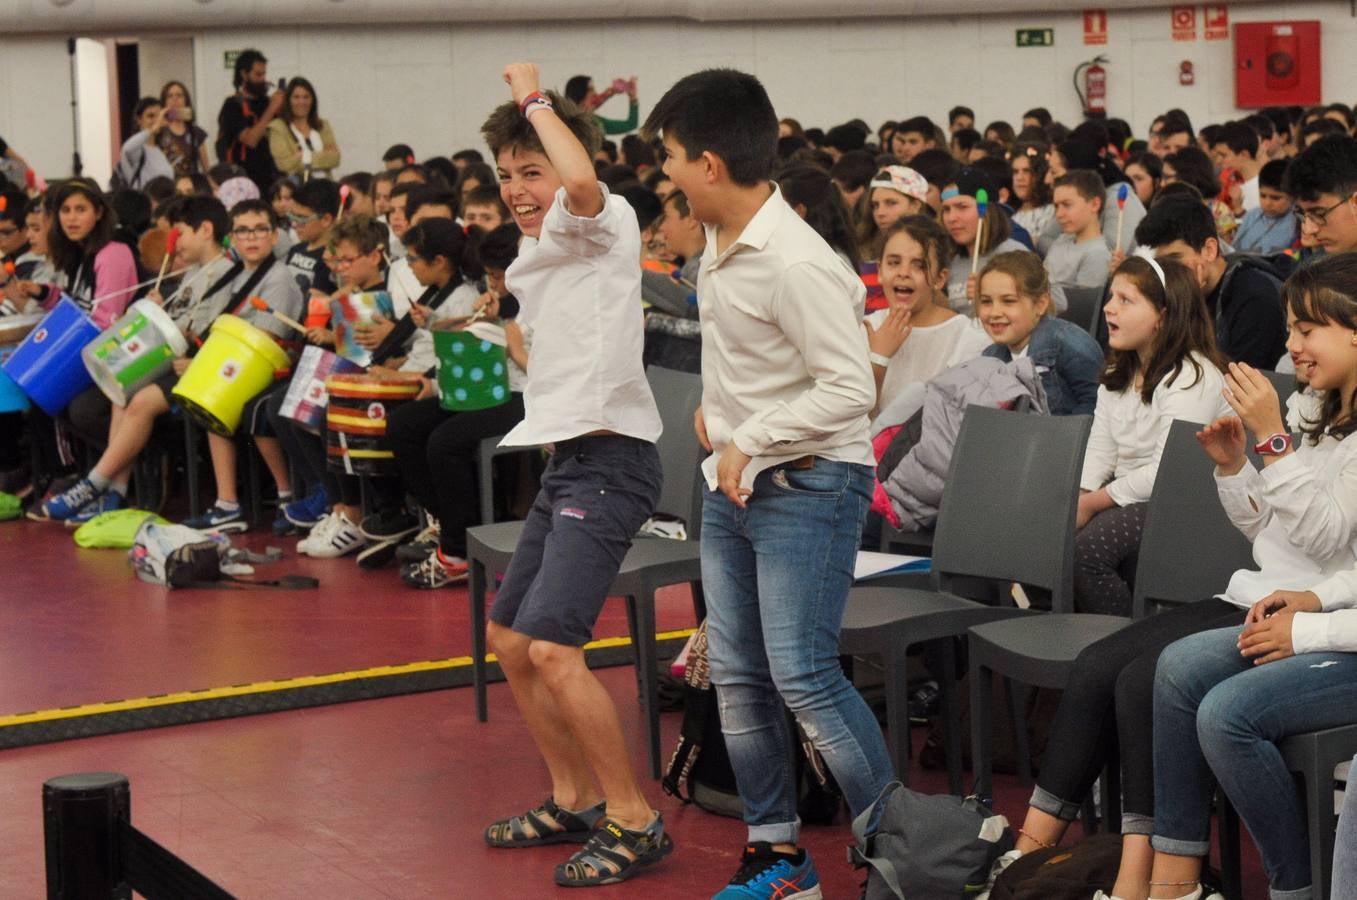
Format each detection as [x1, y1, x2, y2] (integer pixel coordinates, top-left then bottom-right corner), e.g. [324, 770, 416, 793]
[1217, 790, 1243, 900]
[971, 657, 995, 803]
[184, 418, 201, 519]
[1007, 680, 1034, 787]
[629, 591, 661, 780]
[1299, 760, 1333, 900]
[689, 579, 706, 623]
[934, 638, 964, 796]
[477, 443, 496, 527]
[883, 649, 912, 787]
[470, 555, 489, 723]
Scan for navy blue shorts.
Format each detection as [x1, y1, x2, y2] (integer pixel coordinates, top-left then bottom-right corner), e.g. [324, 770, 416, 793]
[489, 434, 662, 647]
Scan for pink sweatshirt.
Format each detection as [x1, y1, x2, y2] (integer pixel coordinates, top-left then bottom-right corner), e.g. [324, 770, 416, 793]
[43, 241, 138, 329]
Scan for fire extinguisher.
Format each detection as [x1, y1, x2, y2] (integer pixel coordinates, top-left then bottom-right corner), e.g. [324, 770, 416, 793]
[1075, 55, 1110, 119]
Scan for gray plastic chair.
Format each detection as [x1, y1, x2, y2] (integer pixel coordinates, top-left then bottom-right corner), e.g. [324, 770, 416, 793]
[465, 366, 706, 779]
[1279, 724, 1357, 899]
[1261, 368, 1298, 408]
[475, 435, 531, 527]
[1059, 284, 1107, 336]
[968, 419, 1257, 805]
[839, 406, 1093, 792]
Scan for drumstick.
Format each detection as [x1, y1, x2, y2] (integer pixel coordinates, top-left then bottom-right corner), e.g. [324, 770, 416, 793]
[970, 188, 988, 282]
[1115, 183, 1129, 250]
[337, 184, 350, 222]
[249, 296, 307, 334]
[152, 228, 180, 296]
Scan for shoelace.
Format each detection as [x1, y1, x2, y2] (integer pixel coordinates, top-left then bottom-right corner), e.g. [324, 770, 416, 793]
[728, 850, 787, 885]
[60, 481, 96, 509]
[417, 553, 448, 583]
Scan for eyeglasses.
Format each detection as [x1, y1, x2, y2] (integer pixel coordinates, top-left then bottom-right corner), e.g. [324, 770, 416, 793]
[330, 256, 361, 268]
[1293, 196, 1351, 227]
[287, 211, 319, 225]
[231, 225, 273, 239]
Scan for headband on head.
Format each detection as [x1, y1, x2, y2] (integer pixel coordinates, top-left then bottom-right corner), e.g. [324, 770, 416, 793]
[1131, 246, 1167, 289]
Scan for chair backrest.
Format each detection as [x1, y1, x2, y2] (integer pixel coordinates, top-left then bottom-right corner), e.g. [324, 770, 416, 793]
[931, 406, 1093, 611]
[1059, 285, 1106, 336]
[1131, 419, 1256, 617]
[646, 365, 706, 537]
[1262, 369, 1298, 413]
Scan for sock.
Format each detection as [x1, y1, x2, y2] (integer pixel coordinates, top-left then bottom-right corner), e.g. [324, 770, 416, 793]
[215, 499, 241, 513]
[277, 490, 293, 501]
[109, 480, 128, 497]
[436, 548, 465, 567]
[87, 470, 111, 491]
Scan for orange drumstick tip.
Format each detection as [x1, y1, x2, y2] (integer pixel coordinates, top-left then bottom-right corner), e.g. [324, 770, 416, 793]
[249, 296, 270, 311]
[164, 228, 179, 255]
[3, 261, 15, 278]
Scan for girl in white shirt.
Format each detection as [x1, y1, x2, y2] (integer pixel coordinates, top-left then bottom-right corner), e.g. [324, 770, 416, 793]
[1076, 254, 1230, 616]
[864, 215, 989, 422]
[1149, 253, 1357, 900]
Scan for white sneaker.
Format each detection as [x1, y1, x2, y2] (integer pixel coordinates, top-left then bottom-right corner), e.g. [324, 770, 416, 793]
[297, 511, 336, 556]
[976, 849, 1022, 900]
[306, 512, 364, 559]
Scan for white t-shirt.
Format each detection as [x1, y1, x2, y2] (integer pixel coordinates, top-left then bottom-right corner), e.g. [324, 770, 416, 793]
[501, 183, 661, 447]
[1240, 176, 1260, 214]
[865, 311, 990, 415]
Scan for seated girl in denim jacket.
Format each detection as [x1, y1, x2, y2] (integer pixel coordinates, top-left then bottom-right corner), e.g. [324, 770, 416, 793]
[978, 250, 1103, 416]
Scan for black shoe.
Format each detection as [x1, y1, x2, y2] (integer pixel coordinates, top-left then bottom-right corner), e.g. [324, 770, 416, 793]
[356, 538, 399, 569]
[359, 509, 419, 543]
[908, 680, 939, 724]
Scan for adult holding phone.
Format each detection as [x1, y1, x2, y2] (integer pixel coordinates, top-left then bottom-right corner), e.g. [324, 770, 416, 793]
[563, 73, 639, 135]
[266, 77, 341, 180]
[216, 49, 284, 192]
[156, 80, 210, 177]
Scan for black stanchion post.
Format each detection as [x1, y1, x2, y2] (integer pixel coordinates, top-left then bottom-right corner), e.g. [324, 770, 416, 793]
[43, 772, 131, 900]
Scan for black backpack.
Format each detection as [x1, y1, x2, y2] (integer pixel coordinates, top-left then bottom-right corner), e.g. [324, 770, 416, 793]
[662, 622, 843, 824]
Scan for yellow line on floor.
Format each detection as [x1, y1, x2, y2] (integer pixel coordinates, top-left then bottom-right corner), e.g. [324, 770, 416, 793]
[0, 628, 696, 728]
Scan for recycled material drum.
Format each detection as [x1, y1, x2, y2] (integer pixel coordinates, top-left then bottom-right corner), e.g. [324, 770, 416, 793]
[325, 372, 422, 477]
[434, 322, 510, 413]
[1, 297, 99, 415]
[0, 315, 41, 413]
[82, 299, 189, 405]
[330, 291, 394, 368]
[278, 345, 362, 433]
[172, 314, 290, 436]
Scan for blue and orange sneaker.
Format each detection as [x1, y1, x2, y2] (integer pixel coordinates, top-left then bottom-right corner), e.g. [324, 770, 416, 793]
[713, 842, 822, 899]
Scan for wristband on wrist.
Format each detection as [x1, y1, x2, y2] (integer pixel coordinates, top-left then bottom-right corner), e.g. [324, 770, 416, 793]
[519, 91, 553, 119]
[869, 351, 892, 368]
[1254, 432, 1293, 456]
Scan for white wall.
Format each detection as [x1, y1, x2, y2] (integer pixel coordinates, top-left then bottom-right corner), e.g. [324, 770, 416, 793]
[3, 2, 1356, 181]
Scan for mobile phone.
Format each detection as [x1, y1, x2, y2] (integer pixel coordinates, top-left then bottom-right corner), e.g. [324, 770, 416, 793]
[179, 106, 194, 123]
[611, 78, 629, 93]
[278, 77, 288, 92]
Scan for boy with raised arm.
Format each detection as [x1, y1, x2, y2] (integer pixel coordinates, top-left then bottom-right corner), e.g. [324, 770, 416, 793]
[644, 69, 892, 900]
[480, 63, 670, 888]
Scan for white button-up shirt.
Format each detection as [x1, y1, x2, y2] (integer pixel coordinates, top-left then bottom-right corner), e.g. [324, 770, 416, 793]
[698, 185, 876, 491]
[500, 183, 662, 447]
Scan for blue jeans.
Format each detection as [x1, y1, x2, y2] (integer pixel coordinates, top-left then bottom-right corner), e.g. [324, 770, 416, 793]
[702, 458, 893, 845]
[1153, 625, 1357, 900]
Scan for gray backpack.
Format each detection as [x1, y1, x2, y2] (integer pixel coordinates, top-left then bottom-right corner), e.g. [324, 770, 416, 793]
[850, 781, 1014, 899]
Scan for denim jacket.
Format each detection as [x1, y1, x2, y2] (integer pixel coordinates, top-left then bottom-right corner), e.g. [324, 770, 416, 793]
[982, 316, 1103, 415]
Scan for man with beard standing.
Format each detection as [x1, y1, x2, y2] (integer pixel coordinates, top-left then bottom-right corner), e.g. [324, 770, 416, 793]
[217, 49, 285, 191]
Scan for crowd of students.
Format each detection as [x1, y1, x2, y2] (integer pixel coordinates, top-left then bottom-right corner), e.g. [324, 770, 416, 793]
[3, 49, 1357, 899]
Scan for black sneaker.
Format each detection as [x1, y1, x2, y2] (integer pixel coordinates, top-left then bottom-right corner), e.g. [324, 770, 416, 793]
[396, 514, 441, 562]
[359, 509, 419, 543]
[356, 538, 399, 570]
[908, 680, 940, 723]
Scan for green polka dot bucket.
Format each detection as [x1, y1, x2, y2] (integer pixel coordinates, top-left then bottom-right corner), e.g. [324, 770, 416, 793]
[434, 326, 511, 412]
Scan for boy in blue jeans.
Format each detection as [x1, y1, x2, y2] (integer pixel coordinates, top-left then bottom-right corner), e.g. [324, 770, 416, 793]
[479, 63, 670, 888]
[645, 70, 893, 899]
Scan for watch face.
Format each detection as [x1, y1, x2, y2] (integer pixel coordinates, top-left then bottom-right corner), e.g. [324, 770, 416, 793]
[1270, 435, 1289, 453]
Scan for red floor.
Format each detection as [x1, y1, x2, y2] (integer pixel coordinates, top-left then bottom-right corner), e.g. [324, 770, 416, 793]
[0, 519, 1268, 897]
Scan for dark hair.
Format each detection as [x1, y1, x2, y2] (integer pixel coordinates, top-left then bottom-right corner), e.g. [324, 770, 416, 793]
[1105, 254, 1224, 403]
[564, 75, 592, 105]
[620, 134, 658, 169]
[1009, 145, 1051, 208]
[482, 90, 601, 162]
[452, 148, 484, 165]
[330, 214, 388, 256]
[1023, 107, 1053, 127]
[597, 140, 618, 164]
[1154, 181, 1205, 205]
[1053, 170, 1104, 206]
[1301, 118, 1348, 148]
[372, 170, 398, 188]
[158, 80, 194, 112]
[830, 150, 878, 192]
[133, 96, 162, 119]
[338, 172, 373, 207]
[944, 172, 1011, 256]
[984, 120, 1016, 147]
[619, 184, 663, 231]
[109, 189, 152, 237]
[1136, 194, 1218, 251]
[283, 76, 321, 130]
[382, 144, 416, 165]
[1124, 151, 1163, 184]
[1198, 123, 1224, 150]
[232, 49, 267, 90]
[895, 116, 936, 141]
[1286, 135, 1357, 202]
[423, 156, 457, 189]
[970, 156, 1012, 198]
[1259, 159, 1291, 193]
[1212, 120, 1259, 158]
[823, 124, 866, 153]
[1160, 115, 1195, 142]
[663, 188, 692, 219]
[909, 148, 960, 190]
[405, 186, 460, 221]
[1284, 254, 1357, 441]
[642, 69, 777, 187]
[1106, 118, 1133, 153]
[948, 106, 975, 126]
[880, 214, 952, 287]
[1047, 123, 1071, 145]
[229, 198, 274, 224]
[777, 135, 810, 162]
[599, 164, 639, 192]
[404, 217, 471, 278]
[48, 178, 117, 272]
[143, 176, 178, 205]
[475, 222, 522, 272]
[1263, 107, 1294, 141]
[1244, 113, 1275, 142]
[168, 194, 230, 243]
[1327, 103, 1356, 130]
[1164, 147, 1220, 198]
[396, 163, 428, 184]
[464, 184, 508, 216]
[291, 178, 340, 218]
[642, 166, 672, 191]
[951, 128, 982, 154]
[777, 164, 860, 268]
[0, 189, 25, 228]
[207, 162, 245, 186]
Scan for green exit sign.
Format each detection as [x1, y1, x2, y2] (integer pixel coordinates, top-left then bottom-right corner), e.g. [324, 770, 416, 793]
[224, 50, 240, 70]
[1016, 28, 1055, 47]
